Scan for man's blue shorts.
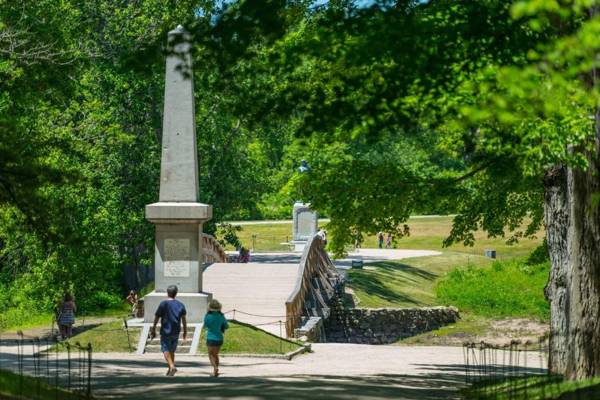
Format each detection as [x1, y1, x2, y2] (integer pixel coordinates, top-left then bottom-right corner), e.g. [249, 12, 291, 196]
[160, 335, 179, 353]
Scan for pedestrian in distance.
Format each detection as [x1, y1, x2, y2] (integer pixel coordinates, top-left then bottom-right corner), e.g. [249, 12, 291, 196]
[204, 299, 229, 377]
[57, 293, 77, 340]
[354, 230, 363, 251]
[377, 232, 384, 249]
[151, 285, 187, 377]
[385, 232, 393, 249]
[126, 289, 139, 317]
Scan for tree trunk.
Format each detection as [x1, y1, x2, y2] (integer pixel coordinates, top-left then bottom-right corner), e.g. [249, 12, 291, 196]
[544, 125, 600, 379]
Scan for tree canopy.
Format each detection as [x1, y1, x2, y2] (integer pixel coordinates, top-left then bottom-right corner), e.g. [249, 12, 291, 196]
[2, 1, 600, 377]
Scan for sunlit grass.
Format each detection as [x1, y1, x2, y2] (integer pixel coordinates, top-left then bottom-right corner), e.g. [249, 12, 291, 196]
[54, 319, 301, 355]
[230, 215, 543, 259]
[347, 252, 493, 308]
[0, 310, 54, 333]
[436, 260, 550, 320]
[463, 376, 600, 400]
[0, 369, 82, 400]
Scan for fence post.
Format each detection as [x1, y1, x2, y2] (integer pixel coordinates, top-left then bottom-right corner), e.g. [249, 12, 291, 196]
[55, 337, 59, 400]
[34, 338, 41, 399]
[279, 321, 283, 354]
[18, 332, 24, 399]
[87, 343, 92, 399]
[66, 342, 71, 395]
[123, 317, 132, 353]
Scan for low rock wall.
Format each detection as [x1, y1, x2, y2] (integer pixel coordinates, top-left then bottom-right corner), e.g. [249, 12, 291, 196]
[326, 306, 459, 344]
[295, 316, 325, 342]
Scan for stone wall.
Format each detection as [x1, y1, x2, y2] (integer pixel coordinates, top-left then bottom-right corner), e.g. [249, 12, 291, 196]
[295, 316, 326, 342]
[326, 306, 459, 344]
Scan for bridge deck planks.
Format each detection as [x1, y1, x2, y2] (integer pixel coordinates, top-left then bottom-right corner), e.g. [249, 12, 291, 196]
[203, 262, 300, 337]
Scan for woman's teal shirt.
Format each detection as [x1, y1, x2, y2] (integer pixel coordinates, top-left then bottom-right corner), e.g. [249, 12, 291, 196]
[203, 311, 229, 341]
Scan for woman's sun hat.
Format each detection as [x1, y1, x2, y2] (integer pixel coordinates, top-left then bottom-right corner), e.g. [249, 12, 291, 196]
[208, 299, 222, 312]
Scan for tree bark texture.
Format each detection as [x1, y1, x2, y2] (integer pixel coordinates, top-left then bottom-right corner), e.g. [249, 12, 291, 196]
[544, 127, 600, 380]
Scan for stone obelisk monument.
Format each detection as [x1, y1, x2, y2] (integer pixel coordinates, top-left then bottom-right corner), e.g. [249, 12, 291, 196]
[143, 25, 212, 325]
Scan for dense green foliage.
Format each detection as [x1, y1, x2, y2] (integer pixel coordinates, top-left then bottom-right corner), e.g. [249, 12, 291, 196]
[0, 1, 297, 317]
[2, 0, 598, 324]
[436, 259, 550, 320]
[194, 0, 600, 256]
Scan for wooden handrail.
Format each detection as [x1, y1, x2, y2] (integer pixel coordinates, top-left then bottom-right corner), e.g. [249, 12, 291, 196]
[201, 233, 228, 263]
[285, 235, 342, 337]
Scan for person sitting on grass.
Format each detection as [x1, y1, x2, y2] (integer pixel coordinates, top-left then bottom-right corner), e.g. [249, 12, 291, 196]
[203, 299, 229, 377]
[57, 293, 77, 340]
[151, 285, 187, 377]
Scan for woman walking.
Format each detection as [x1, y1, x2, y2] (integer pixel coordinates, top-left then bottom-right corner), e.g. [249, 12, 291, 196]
[203, 299, 229, 377]
[57, 293, 77, 339]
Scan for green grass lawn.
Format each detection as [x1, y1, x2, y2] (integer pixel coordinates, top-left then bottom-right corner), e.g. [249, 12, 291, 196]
[0, 310, 54, 333]
[436, 260, 550, 320]
[0, 369, 83, 400]
[55, 319, 301, 355]
[198, 320, 301, 355]
[227, 222, 296, 252]
[463, 376, 600, 400]
[54, 320, 136, 352]
[0, 302, 137, 334]
[231, 215, 543, 259]
[345, 245, 549, 345]
[347, 252, 494, 308]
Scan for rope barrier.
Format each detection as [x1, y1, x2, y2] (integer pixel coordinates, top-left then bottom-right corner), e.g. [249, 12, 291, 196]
[223, 309, 289, 319]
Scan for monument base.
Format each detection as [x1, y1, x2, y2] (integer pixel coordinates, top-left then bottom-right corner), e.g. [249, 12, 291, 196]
[291, 240, 307, 252]
[143, 291, 212, 324]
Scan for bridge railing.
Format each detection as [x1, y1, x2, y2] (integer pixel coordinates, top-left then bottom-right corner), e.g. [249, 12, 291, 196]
[285, 235, 343, 337]
[201, 233, 228, 263]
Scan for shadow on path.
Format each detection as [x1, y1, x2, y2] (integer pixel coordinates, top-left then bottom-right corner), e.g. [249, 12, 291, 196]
[93, 372, 465, 400]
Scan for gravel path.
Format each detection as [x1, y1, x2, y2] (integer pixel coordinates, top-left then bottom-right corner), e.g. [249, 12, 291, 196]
[87, 343, 543, 399]
[228, 249, 441, 269]
[0, 341, 546, 399]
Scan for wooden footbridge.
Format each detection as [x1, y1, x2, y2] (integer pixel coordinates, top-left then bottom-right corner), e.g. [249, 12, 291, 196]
[203, 235, 343, 338]
[136, 234, 343, 354]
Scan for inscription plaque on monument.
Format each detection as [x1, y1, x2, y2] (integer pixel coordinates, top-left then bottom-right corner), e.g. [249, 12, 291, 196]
[163, 238, 191, 277]
[297, 211, 315, 239]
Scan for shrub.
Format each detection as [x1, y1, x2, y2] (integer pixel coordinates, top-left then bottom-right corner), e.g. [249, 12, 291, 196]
[436, 259, 550, 320]
[526, 239, 549, 265]
[80, 291, 122, 311]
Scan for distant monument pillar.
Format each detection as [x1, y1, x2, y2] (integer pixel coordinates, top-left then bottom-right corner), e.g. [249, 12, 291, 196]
[291, 202, 318, 252]
[143, 25, 212, 324]
[291, 160, 318, 251]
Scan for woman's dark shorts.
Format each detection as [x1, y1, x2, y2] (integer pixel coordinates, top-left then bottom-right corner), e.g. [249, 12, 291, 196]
[206, 339, 223, 347]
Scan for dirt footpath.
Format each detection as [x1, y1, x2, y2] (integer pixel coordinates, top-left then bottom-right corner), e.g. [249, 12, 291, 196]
[88, 344, 544, 400]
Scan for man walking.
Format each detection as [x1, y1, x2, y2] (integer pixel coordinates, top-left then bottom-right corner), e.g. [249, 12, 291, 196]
[151, 285, 187, 376]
